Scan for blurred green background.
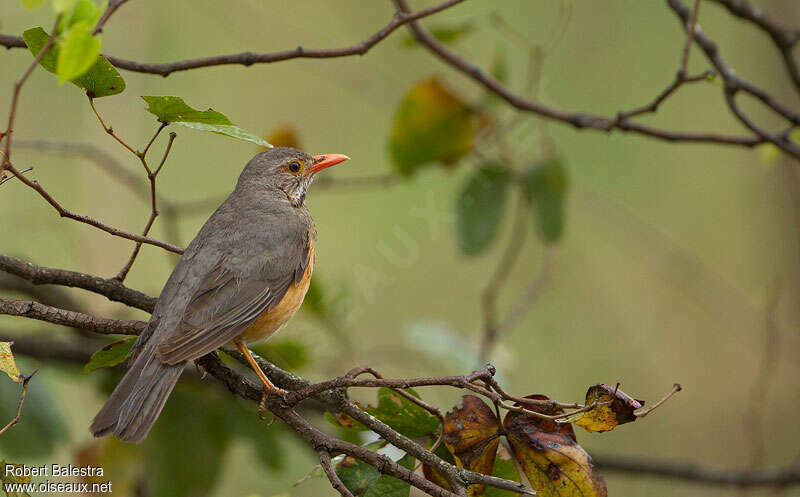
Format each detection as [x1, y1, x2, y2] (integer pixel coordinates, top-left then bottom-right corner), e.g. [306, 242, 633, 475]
[2, 0, 800, 496]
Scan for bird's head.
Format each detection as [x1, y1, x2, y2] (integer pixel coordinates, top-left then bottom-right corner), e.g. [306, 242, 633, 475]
[238, 147, 349, 207]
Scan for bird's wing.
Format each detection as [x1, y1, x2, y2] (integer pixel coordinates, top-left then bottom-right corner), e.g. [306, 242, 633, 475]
[155, 236, 311, 365]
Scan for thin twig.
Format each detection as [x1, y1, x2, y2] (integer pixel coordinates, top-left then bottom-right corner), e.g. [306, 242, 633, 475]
[0, 371, 36, 436]
[0, 0, 468, 76]
[319, 451, 357, 497]
[634, 383, 682, 418]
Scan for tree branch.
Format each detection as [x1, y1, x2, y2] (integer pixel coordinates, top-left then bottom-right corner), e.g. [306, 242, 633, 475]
[391, 0, 765, 150]
[0, 0, 467, 76]
[0, 297, 145, 335]
[0, 254, 156, 312]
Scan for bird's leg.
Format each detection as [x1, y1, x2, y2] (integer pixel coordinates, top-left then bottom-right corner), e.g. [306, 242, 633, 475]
[234, 340, 288, 399]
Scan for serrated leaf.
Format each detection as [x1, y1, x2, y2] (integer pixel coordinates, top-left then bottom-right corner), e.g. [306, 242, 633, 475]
[522, 157, 568, 243]
[0, 342, 22, 383]
[21, 0, 47, 10]
[570, 384, 644, 433]
[84, 337, 135, 374]
[402, 22, 474, 47]
[443, 395, 502, 496]
[365, 387, 440, 438]
[456, 164, 511, 255]
[142, 96, 272, 147]
[142, 96, 231, 124]
[57, 21, 101, 83]
[503, 395, 607, 497]
[23, 27, 125, 97]
[389, 78, 474, 176]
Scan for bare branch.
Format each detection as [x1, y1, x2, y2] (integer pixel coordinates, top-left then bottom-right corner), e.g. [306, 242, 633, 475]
[391, 0, 763, 150]
[0, 254, 156, 312]
[708, 0, 800, 94]
[0, 297, 146, 335]
[92, 0, 131, 35]
[319, 451, 357, 497]
[0, 0, 467, 76]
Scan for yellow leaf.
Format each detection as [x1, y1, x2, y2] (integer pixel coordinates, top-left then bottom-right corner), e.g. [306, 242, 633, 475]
[0, 342, 22, 383]
[264, 126, 301, 150]
[503, 395, 607, 497]
[389, 78, 474, 176]
[443, 395, 502, 496]
[572, 384, 643, 433]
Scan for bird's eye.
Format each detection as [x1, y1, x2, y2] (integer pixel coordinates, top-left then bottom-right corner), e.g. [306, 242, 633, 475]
[288, 161, 301, 173]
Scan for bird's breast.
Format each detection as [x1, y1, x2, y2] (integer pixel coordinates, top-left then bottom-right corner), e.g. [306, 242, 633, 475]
[236, 241, 316, 344]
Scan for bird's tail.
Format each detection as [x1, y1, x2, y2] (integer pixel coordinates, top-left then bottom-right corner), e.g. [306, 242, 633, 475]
[89, 347, 184, 443]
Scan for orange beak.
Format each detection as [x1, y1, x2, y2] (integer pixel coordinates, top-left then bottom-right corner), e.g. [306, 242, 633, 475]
[310, 154, 349, 174]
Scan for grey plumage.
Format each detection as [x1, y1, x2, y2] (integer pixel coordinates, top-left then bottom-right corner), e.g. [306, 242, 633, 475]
[90, 148, 317, 443]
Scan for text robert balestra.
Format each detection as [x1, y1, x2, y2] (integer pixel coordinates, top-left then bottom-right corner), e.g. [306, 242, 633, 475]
[4, 463, 104, 477]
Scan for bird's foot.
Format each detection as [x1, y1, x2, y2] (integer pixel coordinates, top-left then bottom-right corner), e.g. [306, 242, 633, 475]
[258, 386, 288, 419]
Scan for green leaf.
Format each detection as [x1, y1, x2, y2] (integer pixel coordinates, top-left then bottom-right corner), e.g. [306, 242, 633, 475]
[57, 21, 101, 83]
[522, 157, 568, 243]
[250, 339, 309, 370]
[456, 164, 511, 255]
[336, 456, 380, 493]
[142, 96, 231, 124]
[21, 0, 47, 10]
[52, 0, 76, 13]
[336, 445, 414, 497]
[0, 377, 67, 458]
[402, 22, 474, 47]
[365, 387, 440, 438]
[84, 337, 135, 374]
[142, 96, 273, 147]
[148, 386, 230, 497]
[23, 27, 125, 97]
[57, 0, 103, 34]
[362, 453, 414, 497]
[173, 122, 273, 148]
[389, 78, 474, 176]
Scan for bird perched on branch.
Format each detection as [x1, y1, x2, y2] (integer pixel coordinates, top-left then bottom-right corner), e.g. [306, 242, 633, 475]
[90, 147, 349, 443]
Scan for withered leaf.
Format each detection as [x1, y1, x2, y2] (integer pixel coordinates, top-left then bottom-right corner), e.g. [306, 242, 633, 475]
[444, 395, 502, 496]
[503, 395, 607, 497]
[0, 342, 22, 383]
[572, 384, 644, 433]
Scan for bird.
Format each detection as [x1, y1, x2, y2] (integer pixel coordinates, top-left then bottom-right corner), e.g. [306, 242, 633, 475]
[90, 147, 349, 443]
